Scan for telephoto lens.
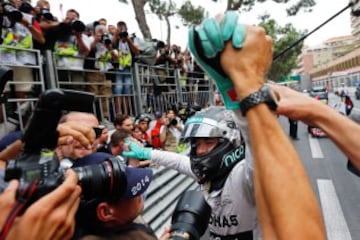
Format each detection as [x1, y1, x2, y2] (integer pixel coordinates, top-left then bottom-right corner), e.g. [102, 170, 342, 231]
[101, 34, 112, 45]
[71, 19, 86, 32]
[2, 3, 23, 22]
[40, 8, 54, 21]
[72, 156, 127, 201]
[170, 190, 211, 240]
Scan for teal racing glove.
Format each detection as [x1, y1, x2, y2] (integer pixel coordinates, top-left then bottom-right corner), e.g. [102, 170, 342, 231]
[123, 142, 152, 160]
[188, 11, 246, 109]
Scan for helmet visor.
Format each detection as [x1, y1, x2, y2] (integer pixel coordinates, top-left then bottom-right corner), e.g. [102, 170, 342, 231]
[181, 117, 224, 142]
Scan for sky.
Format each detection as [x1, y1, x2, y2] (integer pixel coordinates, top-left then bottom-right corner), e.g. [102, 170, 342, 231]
[46, 0, 353, 49]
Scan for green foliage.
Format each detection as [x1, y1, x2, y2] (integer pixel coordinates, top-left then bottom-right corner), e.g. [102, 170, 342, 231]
[258, 14, 305, 81]
[149, 0, 177, 19]
[212, 0, 316, 15]
[177, 0, 205, 26]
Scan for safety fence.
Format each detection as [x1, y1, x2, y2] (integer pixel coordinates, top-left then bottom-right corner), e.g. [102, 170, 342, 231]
[0, 47, 214, 136]
[0, 46, 203, 236]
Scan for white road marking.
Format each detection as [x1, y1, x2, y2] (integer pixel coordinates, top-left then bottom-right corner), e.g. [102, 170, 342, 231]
[308, 134, 324, 158]
[317, 179, 352, 240]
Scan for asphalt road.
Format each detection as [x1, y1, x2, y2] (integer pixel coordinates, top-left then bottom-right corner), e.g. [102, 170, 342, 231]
[278, 93, 360, 240]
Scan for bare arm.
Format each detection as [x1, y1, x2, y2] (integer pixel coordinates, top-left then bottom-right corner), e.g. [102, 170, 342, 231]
[220, 23, 326, 239]
[270, 84, 360, 170]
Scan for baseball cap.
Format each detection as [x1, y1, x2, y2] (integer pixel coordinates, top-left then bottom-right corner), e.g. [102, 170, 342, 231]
[0, 131, 23, 152]
[72, 152, 153, 199]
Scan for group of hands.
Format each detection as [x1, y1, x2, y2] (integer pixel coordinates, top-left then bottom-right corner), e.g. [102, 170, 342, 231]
[0, 11, 320, 240]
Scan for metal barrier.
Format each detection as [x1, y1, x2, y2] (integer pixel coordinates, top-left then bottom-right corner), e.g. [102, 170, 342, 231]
[0, 45, 45, 135]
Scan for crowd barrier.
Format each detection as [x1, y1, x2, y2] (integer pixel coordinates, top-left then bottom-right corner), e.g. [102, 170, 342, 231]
[0, 47, 214, 135]
[0, 46, 203, 236]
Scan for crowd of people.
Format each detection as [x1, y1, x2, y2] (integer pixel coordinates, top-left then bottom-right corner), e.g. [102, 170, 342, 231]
[0, 6, 359, 240]
[0, 0, 208, 122]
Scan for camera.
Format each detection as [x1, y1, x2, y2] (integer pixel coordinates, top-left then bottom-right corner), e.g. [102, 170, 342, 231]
[170, 190, 211, 240]
[40, 8, 54, 21]
[1, 3, 23, 23]
[170, 118, 178, 126]
[101, 34, 112, 45]
[71, 19, 86, 32]
[119, 31, 128, 39]
[2, 89, 129, 212]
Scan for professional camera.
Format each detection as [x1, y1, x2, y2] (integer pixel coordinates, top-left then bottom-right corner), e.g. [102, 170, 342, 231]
[40, 8, 54, 21]
[101, 34, 112, 45]
[170, 118, 178, 126]
[1, 2, 22, 23]
[170, 190, 211, 240]
[70, 19, 86, 32]
[3, 89, 128, 212]
[119, 31, 128, 39]
[18, 1, 33, 14]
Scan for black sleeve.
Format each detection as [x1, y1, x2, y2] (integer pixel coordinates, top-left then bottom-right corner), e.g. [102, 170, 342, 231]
[347, 160, 360, 177]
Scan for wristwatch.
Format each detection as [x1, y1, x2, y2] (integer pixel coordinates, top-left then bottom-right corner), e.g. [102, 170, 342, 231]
[240, 85, 278, 116]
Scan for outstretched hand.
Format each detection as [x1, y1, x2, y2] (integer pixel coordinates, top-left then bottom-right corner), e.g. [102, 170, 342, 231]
[122, 141, 152, 160]
[268, 84, 320, 126]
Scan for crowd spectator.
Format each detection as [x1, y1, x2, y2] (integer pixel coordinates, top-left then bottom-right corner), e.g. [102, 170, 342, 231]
[54, 9, 91, 91]
[112, 21, 139, 115]
[0, 0, 45, 103]
[84, 24, 115, 120]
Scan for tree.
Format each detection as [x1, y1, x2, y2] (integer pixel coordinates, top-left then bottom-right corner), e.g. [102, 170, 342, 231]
[258, 14, 305, 81]
[177, 0, 205, 26]
[213, 0, 316, 15]
[149, 0, 177, 45]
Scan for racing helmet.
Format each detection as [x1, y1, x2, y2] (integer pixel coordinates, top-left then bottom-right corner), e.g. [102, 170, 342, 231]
[181, 106, 245, 184]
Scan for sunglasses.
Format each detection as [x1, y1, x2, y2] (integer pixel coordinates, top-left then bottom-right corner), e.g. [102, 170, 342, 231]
[93, 126, 105, 138]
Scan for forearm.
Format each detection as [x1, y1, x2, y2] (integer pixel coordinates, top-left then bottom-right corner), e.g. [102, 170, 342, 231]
[76, 37, 90, 56]
[311, 103, 360, 170]
[247, 104, 326, 240]
[151, 150, 196, 178]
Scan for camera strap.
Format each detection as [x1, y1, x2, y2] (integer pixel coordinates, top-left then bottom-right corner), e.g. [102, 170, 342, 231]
[0, 181, 38, 240]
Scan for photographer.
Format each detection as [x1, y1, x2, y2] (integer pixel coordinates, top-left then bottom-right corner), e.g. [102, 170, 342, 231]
[72, 152, 170, 240]
[53, 9, 90, 91]
[84, 24, 116, 121]
[0, 0, 45, 101]
[0, 170, 81, 240]
[33, 0, 59, 50]
[112, 21, 140, 114]
[162, 108, 184, 152]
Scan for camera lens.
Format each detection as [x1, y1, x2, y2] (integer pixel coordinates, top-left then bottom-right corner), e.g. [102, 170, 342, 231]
[170, 190, 211, 240]
[119, 31, 128, 39]
[3, 3, 23, 22]
[40, 8, 53, 21]
[71, 19, 86, 32]
[72, 157, 127, 200]
[101, 34, 112, 45]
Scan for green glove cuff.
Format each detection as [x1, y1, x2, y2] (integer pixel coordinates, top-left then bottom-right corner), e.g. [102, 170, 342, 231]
[188, 11, 246, 110]
[123, 141, 152, 160]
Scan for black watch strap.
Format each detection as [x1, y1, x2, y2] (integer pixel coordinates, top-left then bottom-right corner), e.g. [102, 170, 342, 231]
[240, 85, 277, 116]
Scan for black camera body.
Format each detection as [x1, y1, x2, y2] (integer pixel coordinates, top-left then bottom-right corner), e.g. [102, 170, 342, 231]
[101, 34, 112, 45]
[40, 8, 54, 21]
[3, 89, 114, 212]
[170, 190, 211, 240]
[1, 3, 23, 23]
[119, 31, 128, 39]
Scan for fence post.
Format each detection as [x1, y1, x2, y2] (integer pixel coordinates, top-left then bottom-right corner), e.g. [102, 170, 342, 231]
[132, 63, 142, 116]
[174, 68, 182, 103]
[43, 50, 57, 89]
